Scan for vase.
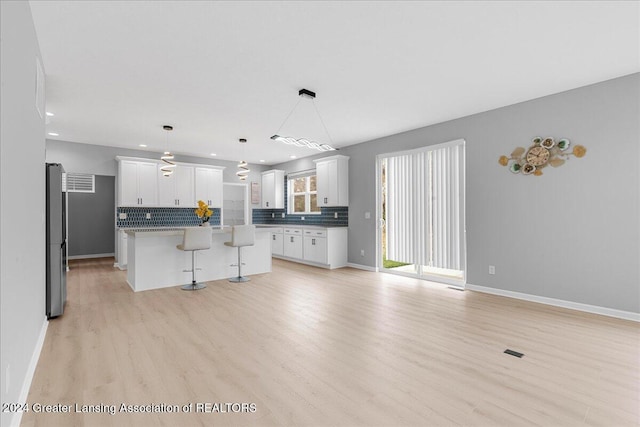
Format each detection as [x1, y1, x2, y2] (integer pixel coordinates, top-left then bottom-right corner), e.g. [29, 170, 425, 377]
[200, 222, 210, 227]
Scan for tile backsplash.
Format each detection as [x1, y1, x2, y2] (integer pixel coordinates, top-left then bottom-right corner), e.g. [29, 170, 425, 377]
[252, 206, 348, 226]
[117, 207, 221, 228]
[252, 178, 348, 226]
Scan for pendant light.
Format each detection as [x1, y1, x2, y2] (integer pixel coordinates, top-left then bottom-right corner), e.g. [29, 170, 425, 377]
[160, 125, 176, 176]
[236, 138, 250, 181]
[271, 88, 337, 152]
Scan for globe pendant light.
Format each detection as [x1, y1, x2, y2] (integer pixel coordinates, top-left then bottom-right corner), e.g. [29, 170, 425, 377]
[160, 125, 176, 176]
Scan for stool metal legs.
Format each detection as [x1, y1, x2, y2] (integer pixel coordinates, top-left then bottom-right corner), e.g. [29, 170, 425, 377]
[229, 247, 249, 283]
[181, 251, 207, 290]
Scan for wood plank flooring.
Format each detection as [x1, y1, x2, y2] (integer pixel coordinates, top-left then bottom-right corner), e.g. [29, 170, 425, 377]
[22, 257, 639, 426]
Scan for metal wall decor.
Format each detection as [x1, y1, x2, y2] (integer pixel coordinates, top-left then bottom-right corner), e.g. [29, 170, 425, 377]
[499, 136, 586, 176]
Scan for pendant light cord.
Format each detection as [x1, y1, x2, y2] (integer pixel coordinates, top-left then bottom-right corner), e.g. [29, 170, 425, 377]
[312, 98, 334, 145]
[274, 97, 303, 135]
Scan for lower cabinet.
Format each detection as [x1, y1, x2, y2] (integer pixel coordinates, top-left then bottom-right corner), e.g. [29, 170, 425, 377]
[271, 228, 284, 256]
[274, 226, 347, 269]
[303, 231, 327, 265]
[283, 228, 303, 259]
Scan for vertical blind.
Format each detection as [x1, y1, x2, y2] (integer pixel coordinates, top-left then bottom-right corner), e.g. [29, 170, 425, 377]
[386, 140, 464, 271]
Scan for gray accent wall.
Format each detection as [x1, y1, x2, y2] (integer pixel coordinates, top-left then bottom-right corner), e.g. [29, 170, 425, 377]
[274, 73, 640, 314]
[67, 176, 115, 257]
[1, 2, 47, 426]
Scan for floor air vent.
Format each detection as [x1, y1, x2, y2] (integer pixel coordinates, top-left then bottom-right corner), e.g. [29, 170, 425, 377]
[504, 349, 524, 358]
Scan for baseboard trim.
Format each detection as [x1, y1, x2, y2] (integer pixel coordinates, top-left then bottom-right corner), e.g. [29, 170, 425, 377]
[68, 253, 114, 260]
[346, 263, 378, 272]
[11, 318, 48, 427]
[466, 283, 639, 322]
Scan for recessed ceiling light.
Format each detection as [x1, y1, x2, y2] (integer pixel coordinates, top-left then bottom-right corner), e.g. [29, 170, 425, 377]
[46, 112, 54, 117]
[139, 144, 147, 147]
[259, 159, 265, 163]
[210, 153, 217, 156]
[290, 155, 297, 159]
[48, 132, 59, 136]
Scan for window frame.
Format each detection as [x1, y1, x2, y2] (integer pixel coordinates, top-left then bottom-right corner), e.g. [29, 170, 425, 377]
[287, 174, 321, 215]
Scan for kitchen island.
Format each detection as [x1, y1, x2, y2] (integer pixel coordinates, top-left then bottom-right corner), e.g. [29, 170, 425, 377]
[125, 227, 271, 292]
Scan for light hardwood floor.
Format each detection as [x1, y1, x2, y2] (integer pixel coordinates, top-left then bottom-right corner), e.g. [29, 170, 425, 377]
[22, 257, 639, 427]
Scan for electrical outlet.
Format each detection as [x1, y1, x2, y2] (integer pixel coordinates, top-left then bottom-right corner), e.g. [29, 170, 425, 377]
[365, 212, 371, 219]
[489, 265, 496, 275]
[6, 364, 9, 393]
[334, 212, 338, 219]
[360, 249, 365, 257]
[301, 216, 305, 220]
[271, 213, 275, 218]
[281, 213, 285, 218]
[145, 213, 151, 219]
[119, 213, 127, 219]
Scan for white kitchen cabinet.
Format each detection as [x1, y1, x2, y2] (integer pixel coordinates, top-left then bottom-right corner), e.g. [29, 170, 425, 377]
[158, 165, 195, 207]
[314, 155, 349, 207]
[283, 227, 303, 259]
[118, 159, 158, 206]
[270, 227, 284, 256]
[261, 170, 285, 209]
[195, 166, 224, 208]
[274, 226, 347, 269]
[303, 230, 328, 265]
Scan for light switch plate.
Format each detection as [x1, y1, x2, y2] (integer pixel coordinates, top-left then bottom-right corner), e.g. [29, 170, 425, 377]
[365, 212, 371, 219]
[281, 213, 285, 218]
[145, 213, 151, 219]
[119, 213, 127, 219]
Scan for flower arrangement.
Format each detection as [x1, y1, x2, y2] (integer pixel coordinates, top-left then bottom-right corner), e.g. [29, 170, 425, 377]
[195, 200, 213, 224]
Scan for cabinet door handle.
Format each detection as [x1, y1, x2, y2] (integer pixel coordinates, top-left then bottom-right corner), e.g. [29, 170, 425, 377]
[324, 197, 327, 204]
[290, 236, 294, 243]
[312, 238, 315, 245]
[266, 201, 269, 207]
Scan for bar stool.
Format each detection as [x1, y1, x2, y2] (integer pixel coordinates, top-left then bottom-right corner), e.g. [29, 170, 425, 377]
[224, 225, 255, 282]
[176, 227, 211, 290]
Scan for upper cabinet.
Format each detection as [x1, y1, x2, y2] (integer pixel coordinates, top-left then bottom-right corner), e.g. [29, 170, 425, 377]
[118, 159, 158, 207]
[314, 155, 349, 207]
[158, 165, 195, 207]
[117, 157, 225, 208]
[261, 170, 285, 209]
[195, 166, 224, 208]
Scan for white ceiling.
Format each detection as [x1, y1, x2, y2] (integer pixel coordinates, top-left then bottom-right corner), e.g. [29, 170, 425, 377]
[30, 1, 639, 165]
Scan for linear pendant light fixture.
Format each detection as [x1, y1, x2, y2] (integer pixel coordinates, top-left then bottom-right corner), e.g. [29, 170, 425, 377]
[271, 88, 337, 152]
[236, 138, 250, 181]
[160, 125, 176, 176]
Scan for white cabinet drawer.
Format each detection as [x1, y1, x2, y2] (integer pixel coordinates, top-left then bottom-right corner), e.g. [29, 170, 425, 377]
[284, 228, 302, 235]
[303, 229, 327, 238]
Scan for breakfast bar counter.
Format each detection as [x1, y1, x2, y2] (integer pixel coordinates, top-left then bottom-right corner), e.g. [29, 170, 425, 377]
[125, 227, 271, 292]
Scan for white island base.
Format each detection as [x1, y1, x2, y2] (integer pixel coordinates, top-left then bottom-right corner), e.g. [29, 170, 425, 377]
[125, 228, 272, 292]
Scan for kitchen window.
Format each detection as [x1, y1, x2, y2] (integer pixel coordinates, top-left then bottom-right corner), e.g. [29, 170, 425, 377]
[288, 174, 321, 214]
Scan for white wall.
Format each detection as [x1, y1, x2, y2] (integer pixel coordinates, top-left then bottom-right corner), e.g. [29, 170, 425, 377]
[1, 2, 48, 426]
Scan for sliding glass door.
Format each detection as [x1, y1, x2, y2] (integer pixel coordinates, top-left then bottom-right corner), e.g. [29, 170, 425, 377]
[377, 139, 466, 286]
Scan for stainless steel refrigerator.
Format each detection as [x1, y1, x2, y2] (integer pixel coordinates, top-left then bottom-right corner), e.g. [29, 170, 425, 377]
[46, 163, 67, 318]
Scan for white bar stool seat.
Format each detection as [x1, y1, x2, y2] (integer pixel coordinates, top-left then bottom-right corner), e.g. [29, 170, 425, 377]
[176, 227, 211, 290]
[224, 225, 255, 282]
